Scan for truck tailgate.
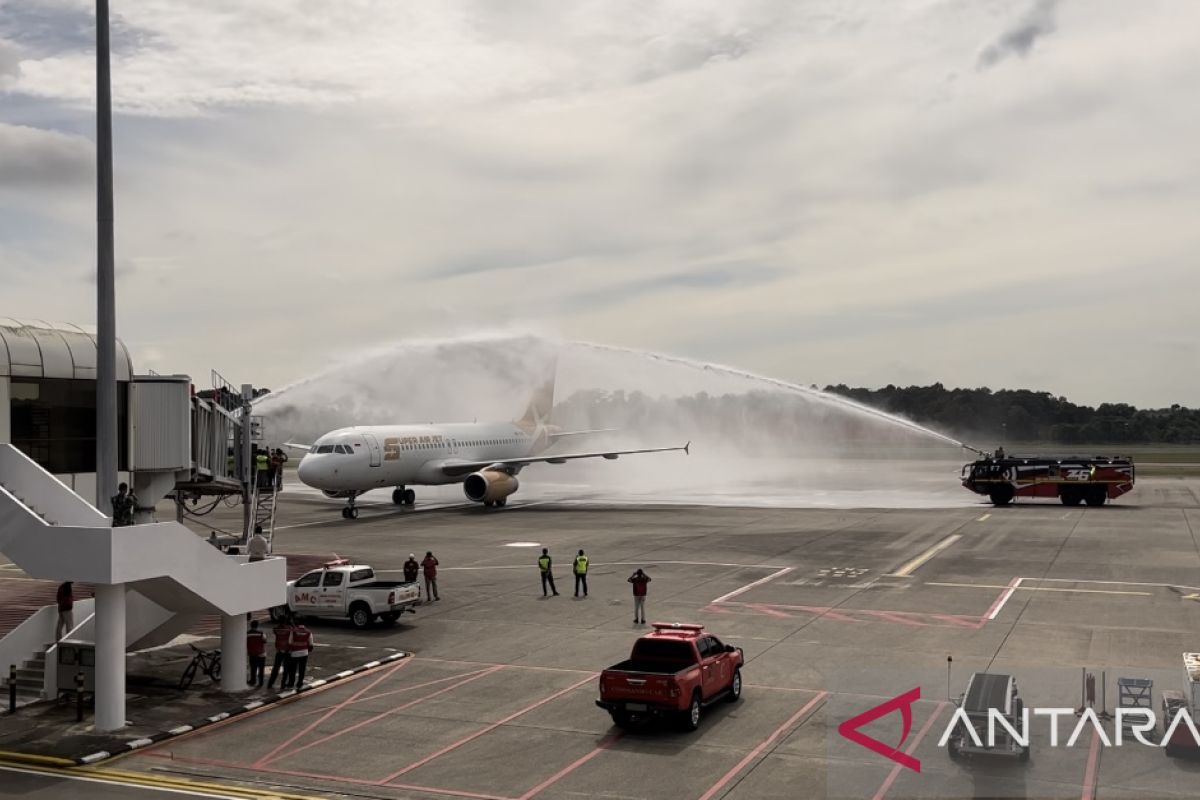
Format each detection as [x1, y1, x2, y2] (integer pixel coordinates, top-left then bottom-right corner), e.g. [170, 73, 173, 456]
[601, 670, 684, 704]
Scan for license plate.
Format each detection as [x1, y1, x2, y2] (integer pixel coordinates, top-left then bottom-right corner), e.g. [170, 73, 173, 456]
[626, 703, 647, 712]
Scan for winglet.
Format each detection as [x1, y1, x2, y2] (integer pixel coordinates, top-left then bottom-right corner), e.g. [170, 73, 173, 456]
[684, 441, 691, 455]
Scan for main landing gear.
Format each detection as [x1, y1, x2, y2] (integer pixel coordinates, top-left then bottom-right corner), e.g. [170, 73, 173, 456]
[341, 492, 360, 519]
[392, 487, 416, 506]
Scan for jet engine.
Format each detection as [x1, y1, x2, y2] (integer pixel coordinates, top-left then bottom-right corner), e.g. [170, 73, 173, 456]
[463, 470, 519, 505]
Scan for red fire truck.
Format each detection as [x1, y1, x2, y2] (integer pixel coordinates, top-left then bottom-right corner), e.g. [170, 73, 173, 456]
[961, 454, 1135, 507]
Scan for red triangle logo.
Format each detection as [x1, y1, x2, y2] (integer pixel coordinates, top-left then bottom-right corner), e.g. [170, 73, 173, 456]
[837, 687, 922, 772]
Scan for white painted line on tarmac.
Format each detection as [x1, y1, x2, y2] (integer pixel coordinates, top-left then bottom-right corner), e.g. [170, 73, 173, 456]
[889, 535, 962, 578]
[927, 581, 1153, 596]
[977, 513, 991, 522]
[711, 567, 795, 604]
[439, 560, 790, 572]
[985, 578, 1022, 620]
[1034, 577, 1200, 592]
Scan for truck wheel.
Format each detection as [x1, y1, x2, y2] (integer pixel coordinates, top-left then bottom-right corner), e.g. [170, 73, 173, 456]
[349, 603, 373, 629]
[610, 711, 632, 729]
[268, 605, 288, 623]
[681, 692, 702, 732]
[1085, 487, 1106, 507]
[727, 669, 742, 703]
[989, 486, 1013, 506]
[1061, 489, 1082, 506]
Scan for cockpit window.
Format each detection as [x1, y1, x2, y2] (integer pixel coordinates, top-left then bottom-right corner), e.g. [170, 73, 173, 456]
[335, 445, 351, 454]
[316, 445, 335, 454]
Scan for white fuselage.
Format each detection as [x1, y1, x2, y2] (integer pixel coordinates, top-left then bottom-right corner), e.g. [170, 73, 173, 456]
[296, 422, 542, 493]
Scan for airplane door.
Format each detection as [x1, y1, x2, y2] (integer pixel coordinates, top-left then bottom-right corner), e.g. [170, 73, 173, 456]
[362, 433, 383, 467]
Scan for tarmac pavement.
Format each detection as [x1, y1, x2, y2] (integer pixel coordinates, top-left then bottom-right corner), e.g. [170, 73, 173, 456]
[3, 473, 1200, 799]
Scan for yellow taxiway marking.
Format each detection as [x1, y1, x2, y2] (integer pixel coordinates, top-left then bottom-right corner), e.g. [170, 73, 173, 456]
[889, 534, 962, 577]
[926, 581, 1152, 596]
[1182, 593, 1200, 601]
[0, 760, 323, 800]
[977, 513, 991, 522]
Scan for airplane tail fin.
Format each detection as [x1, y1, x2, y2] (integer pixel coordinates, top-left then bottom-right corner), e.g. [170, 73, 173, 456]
[516, 359, 557, 435]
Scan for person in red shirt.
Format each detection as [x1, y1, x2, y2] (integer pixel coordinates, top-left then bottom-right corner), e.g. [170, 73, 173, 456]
[284, 623, 314, 690]
[421, 551, 440, 602]
[246, 619, 267, 687]
[55, 581, 75, 641]
[628, 569, 651, 625]
[267, 617, 293, 690]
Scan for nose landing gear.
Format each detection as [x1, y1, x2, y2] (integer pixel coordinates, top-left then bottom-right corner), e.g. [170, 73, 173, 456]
[341, 492, 360, 519]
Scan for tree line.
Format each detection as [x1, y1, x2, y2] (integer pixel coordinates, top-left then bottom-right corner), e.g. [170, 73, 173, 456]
[822, 384, 1200, 444]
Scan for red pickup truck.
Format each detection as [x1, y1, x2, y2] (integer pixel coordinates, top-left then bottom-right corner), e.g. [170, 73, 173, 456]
[595, 623, 744, 731]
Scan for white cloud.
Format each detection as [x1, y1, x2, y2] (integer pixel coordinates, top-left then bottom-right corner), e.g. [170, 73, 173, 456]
[0, 122, 91, 185]
[0, 0, 1197, 407]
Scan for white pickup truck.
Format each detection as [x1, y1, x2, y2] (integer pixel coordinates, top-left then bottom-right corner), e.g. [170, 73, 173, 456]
[269, 561, 420, 629]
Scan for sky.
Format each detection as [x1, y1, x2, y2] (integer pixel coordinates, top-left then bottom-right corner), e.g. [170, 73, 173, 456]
[0, 0, 1197, 409]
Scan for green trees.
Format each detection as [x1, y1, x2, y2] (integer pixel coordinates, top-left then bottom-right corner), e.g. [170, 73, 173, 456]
[822, 385, 1200, 444]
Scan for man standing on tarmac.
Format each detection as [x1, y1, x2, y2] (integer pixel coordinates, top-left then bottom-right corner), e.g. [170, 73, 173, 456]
[284, 621, 313, 690]
[628, 569, 651, 624]
[403, 553, 420, 583]
[538, 548, 559, 597]
[421, 551, 440, 602]
[246, 620, 267, 687]
[573, 549, 589, 598]
[267, 616, 293, 690]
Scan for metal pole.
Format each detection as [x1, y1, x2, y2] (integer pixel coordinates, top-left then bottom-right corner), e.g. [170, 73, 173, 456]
[241, 385, 254, 540]
[94, 583, 126, 731]
[8, 664, 15, 713]
[96, 0, 118, 516]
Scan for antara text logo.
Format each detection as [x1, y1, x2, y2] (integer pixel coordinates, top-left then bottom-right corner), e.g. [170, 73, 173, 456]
[838, 687, 1200, 772]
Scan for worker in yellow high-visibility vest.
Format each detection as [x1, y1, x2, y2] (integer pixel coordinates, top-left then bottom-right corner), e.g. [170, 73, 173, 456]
[573, 550, 589, 598]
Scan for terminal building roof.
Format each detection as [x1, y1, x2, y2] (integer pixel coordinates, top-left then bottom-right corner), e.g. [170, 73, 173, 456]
[0, 318, 133, 381]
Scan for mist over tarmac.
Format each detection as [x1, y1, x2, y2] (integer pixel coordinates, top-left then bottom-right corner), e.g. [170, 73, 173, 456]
[257, 333, 978, 509]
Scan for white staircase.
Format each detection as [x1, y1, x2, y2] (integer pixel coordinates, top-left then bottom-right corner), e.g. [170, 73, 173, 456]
[0, 444, 285, 706]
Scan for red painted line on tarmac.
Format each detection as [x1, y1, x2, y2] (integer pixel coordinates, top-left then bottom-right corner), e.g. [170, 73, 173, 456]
[233, 665, 492, 734]
[860, 610, 927, 627]
[745, 603, 791, 619]
[380, 673, 598, 785]
[271, 666, 504, 766]
[143, 746, 518, 799]
[696, 691, 827, 800]
[518, 733, 623, 800]
[253, 656, 410, 767]
[1080, 728, 1102, 800]
[416, 656, 594, 674]
[930, 614, 984, 629]
[870, 702, 948, 800]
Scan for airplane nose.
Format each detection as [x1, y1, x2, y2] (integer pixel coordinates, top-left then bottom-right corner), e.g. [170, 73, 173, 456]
[297, 456, 314, 485]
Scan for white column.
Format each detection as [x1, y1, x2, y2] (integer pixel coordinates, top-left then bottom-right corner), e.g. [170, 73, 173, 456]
[220, 614, 247, 693]
[94, 583, 126, 732]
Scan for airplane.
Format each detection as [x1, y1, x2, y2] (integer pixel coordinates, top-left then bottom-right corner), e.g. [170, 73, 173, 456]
[287, 374, 689, 518]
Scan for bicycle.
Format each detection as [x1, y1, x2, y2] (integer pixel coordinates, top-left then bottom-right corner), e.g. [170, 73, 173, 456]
[179, 644, 222, 690]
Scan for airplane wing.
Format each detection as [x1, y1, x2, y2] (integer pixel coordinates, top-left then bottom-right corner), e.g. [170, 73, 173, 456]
[282, 442, 313, 452]
[439, 442, 690, 478]
[548, 428, 618, 441]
